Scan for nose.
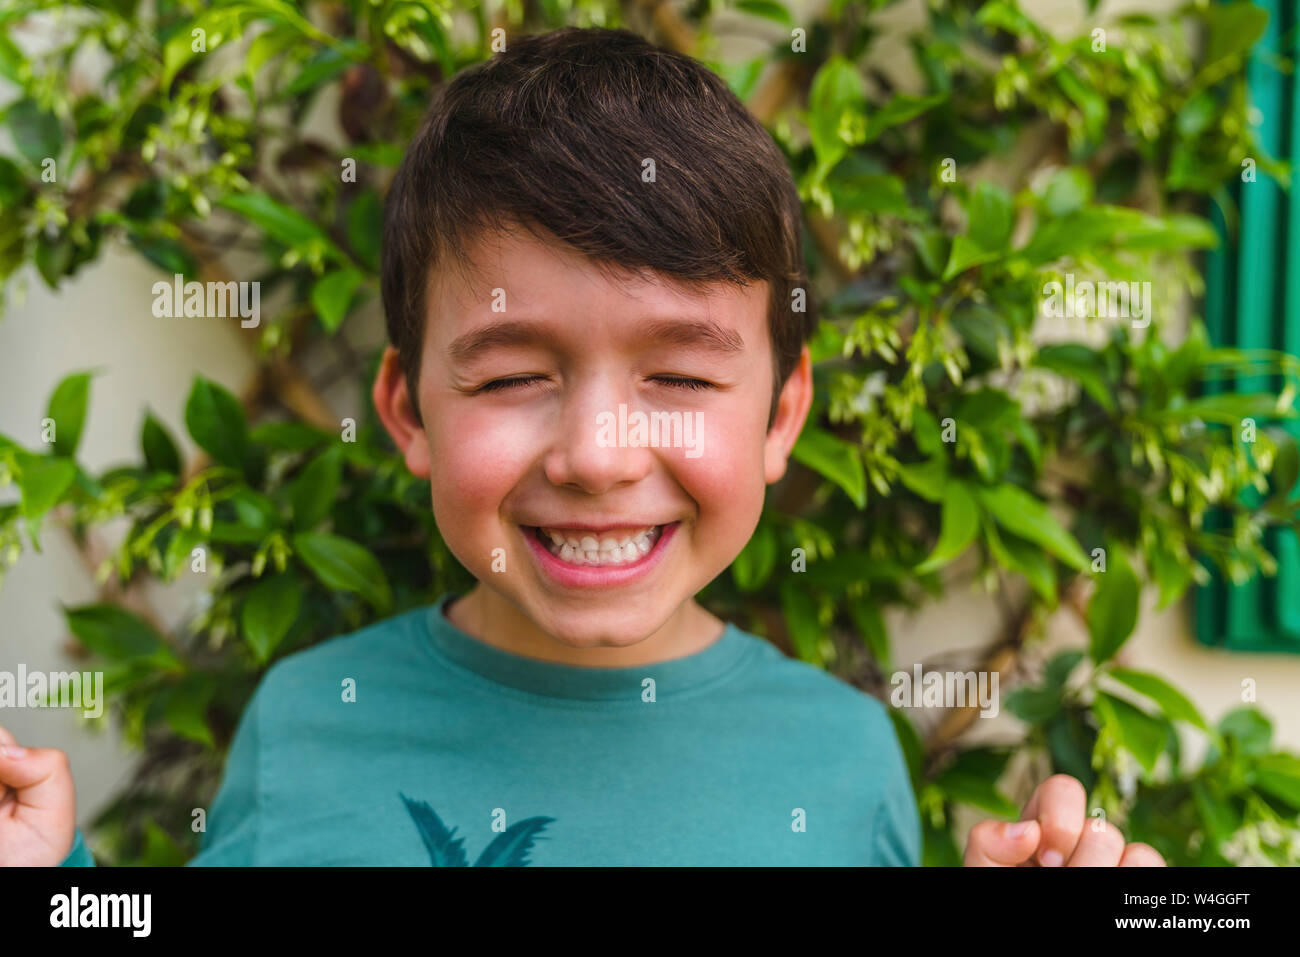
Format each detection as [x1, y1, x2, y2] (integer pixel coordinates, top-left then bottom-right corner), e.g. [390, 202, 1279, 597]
[542, 373, 655, 494]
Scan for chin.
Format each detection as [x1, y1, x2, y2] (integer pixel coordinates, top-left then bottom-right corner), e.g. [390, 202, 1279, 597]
[539, 610, 659, 648]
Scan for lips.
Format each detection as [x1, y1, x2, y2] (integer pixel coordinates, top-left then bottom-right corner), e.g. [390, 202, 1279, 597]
[520, 520, 678, 587]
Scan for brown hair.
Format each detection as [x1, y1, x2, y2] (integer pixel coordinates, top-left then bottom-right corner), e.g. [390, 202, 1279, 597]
[380, 26, 815, 429]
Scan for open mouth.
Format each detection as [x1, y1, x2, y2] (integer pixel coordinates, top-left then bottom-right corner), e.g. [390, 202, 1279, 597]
[523, 523, 672, 568]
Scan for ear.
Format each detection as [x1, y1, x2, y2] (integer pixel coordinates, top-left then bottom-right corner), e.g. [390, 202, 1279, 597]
[763, 345, 813, 485]
[372, 346, 432, 479]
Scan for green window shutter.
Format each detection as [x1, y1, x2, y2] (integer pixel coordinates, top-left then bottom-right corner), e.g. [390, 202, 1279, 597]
[1196, 0, 1300, 653]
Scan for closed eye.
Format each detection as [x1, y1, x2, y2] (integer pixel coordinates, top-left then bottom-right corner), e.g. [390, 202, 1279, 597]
[475, 375, 546, 394]
[474, 375, 715, 394]
[651, 375, 715, 391]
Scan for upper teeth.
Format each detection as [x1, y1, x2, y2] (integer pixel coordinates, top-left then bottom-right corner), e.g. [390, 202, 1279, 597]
[538, 526, 661, 565]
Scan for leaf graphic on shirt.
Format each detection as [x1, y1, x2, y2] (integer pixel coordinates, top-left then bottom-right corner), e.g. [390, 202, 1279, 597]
[473, 816, 556, 867]
[400, 793, 469, 867]
[400, 792, 555, 867]
[400, 790, 553, 868]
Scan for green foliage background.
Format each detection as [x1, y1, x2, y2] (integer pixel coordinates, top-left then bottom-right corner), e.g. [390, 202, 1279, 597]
[1, 0, 1299, 865]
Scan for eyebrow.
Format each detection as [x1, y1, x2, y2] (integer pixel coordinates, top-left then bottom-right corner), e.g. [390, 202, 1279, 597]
[445, 317, 746, 366]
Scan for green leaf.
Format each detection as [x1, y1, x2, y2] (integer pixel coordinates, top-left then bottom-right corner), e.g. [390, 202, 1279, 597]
[807, 56, 866, 171]
[1156, 392, 1293, 426]
[975, 484, 1090, 571]
[910, 407, 943, 456]
[1108, 667, 1208, 730]
[1148, 543, 1193, 609]
[141, 412, 182, 475]
[942, 234, 1002, 280]
[34, 234, 73, 287]
[249, 421, 332, 451]
[289, 445, 343, 530]
[241, 574, 302, 663]
[163, 674, 215, 747]
[791, 426, 866, 509]
[1020, 206, 1216, 265]
[184, 377, 248, 469]
[163, 9, 241, 87]
[17, 453, 77, 521]
[1191, 780, 1241, 843]
[895, 457, 946, 503]
[1203, 2, 1269, 71]
[134, 819, 188, 866]
[862, 93, 945, 144]
[735, 0, 793, 26]
[5, 98, 61, 166]
[911, 228, 949, 278]
[731, 520, 777, 592]
[1095, 691, 1166, 774]
[246, 23, 299, 77]
[344, 190, 383, 271]
[778, 579, 822, 664]
[0, 32, 24, 84]
[1218, 708, 1273, 756]
[1055, 67, 1107, 141]
[975, 0, 1048, 40]
[934, 769, 1019, 818]
[217, 191, 338, 255]
[348, 142, 404, 166]
[1005, 686, 1061, 725]
[849, 596, 889, 669]
[310, 268, 364, 333]
[1251, 754, 1300, 810]
[965, 182, 1014, 250]
[45, 372, 93, 458]
[163, 525, 204, 579]
[1266, 432, 1298, 504]
[284, 46, 351, 97]
[953, 388, 1019, 427]
[127, 233, 199, 276]
[1034, 343, 1115, 412]
[915, 482, 979, 573]
[832, 173, 911, 216]
[715, 55, 766, 101]
[1087, 546, 1140, 663]
[293, 532, 392, 614]
[1041, 167, 1093, 216]
[64, 604, 180, 668]
[983, 517, 1056, 605]
[1046, 708, 1097, 789]
[1044, 650, 1084, 689]
[886, 707, 924, 788]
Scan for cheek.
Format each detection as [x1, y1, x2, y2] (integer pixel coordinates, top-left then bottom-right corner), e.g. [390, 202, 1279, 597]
[675, 412, 768, 536]
[426, 405, 536, 530]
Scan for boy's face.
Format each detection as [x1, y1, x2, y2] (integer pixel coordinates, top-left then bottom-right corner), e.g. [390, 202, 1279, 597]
[374, 223, 812, 650]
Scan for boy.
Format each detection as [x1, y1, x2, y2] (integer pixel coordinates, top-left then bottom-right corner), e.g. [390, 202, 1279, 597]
[0, 27, 1163, 867]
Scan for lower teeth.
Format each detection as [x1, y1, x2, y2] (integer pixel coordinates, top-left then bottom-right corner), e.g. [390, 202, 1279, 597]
[539, 526, 661, 566]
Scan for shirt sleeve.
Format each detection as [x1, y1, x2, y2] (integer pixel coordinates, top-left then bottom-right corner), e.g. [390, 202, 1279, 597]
[59, 828, 96, 867]
[186, 683, 264, 866]
[870, 706, 922, 866]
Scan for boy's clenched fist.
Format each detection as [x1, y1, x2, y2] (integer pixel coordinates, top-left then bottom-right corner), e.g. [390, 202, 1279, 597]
[0, 725, 77, 867]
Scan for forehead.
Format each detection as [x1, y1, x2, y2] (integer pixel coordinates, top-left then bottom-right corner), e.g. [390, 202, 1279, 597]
[424, 223, 768, 349]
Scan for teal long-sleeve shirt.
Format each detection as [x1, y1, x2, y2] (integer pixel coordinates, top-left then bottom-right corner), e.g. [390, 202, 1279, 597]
[63, 593, 920, 866]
